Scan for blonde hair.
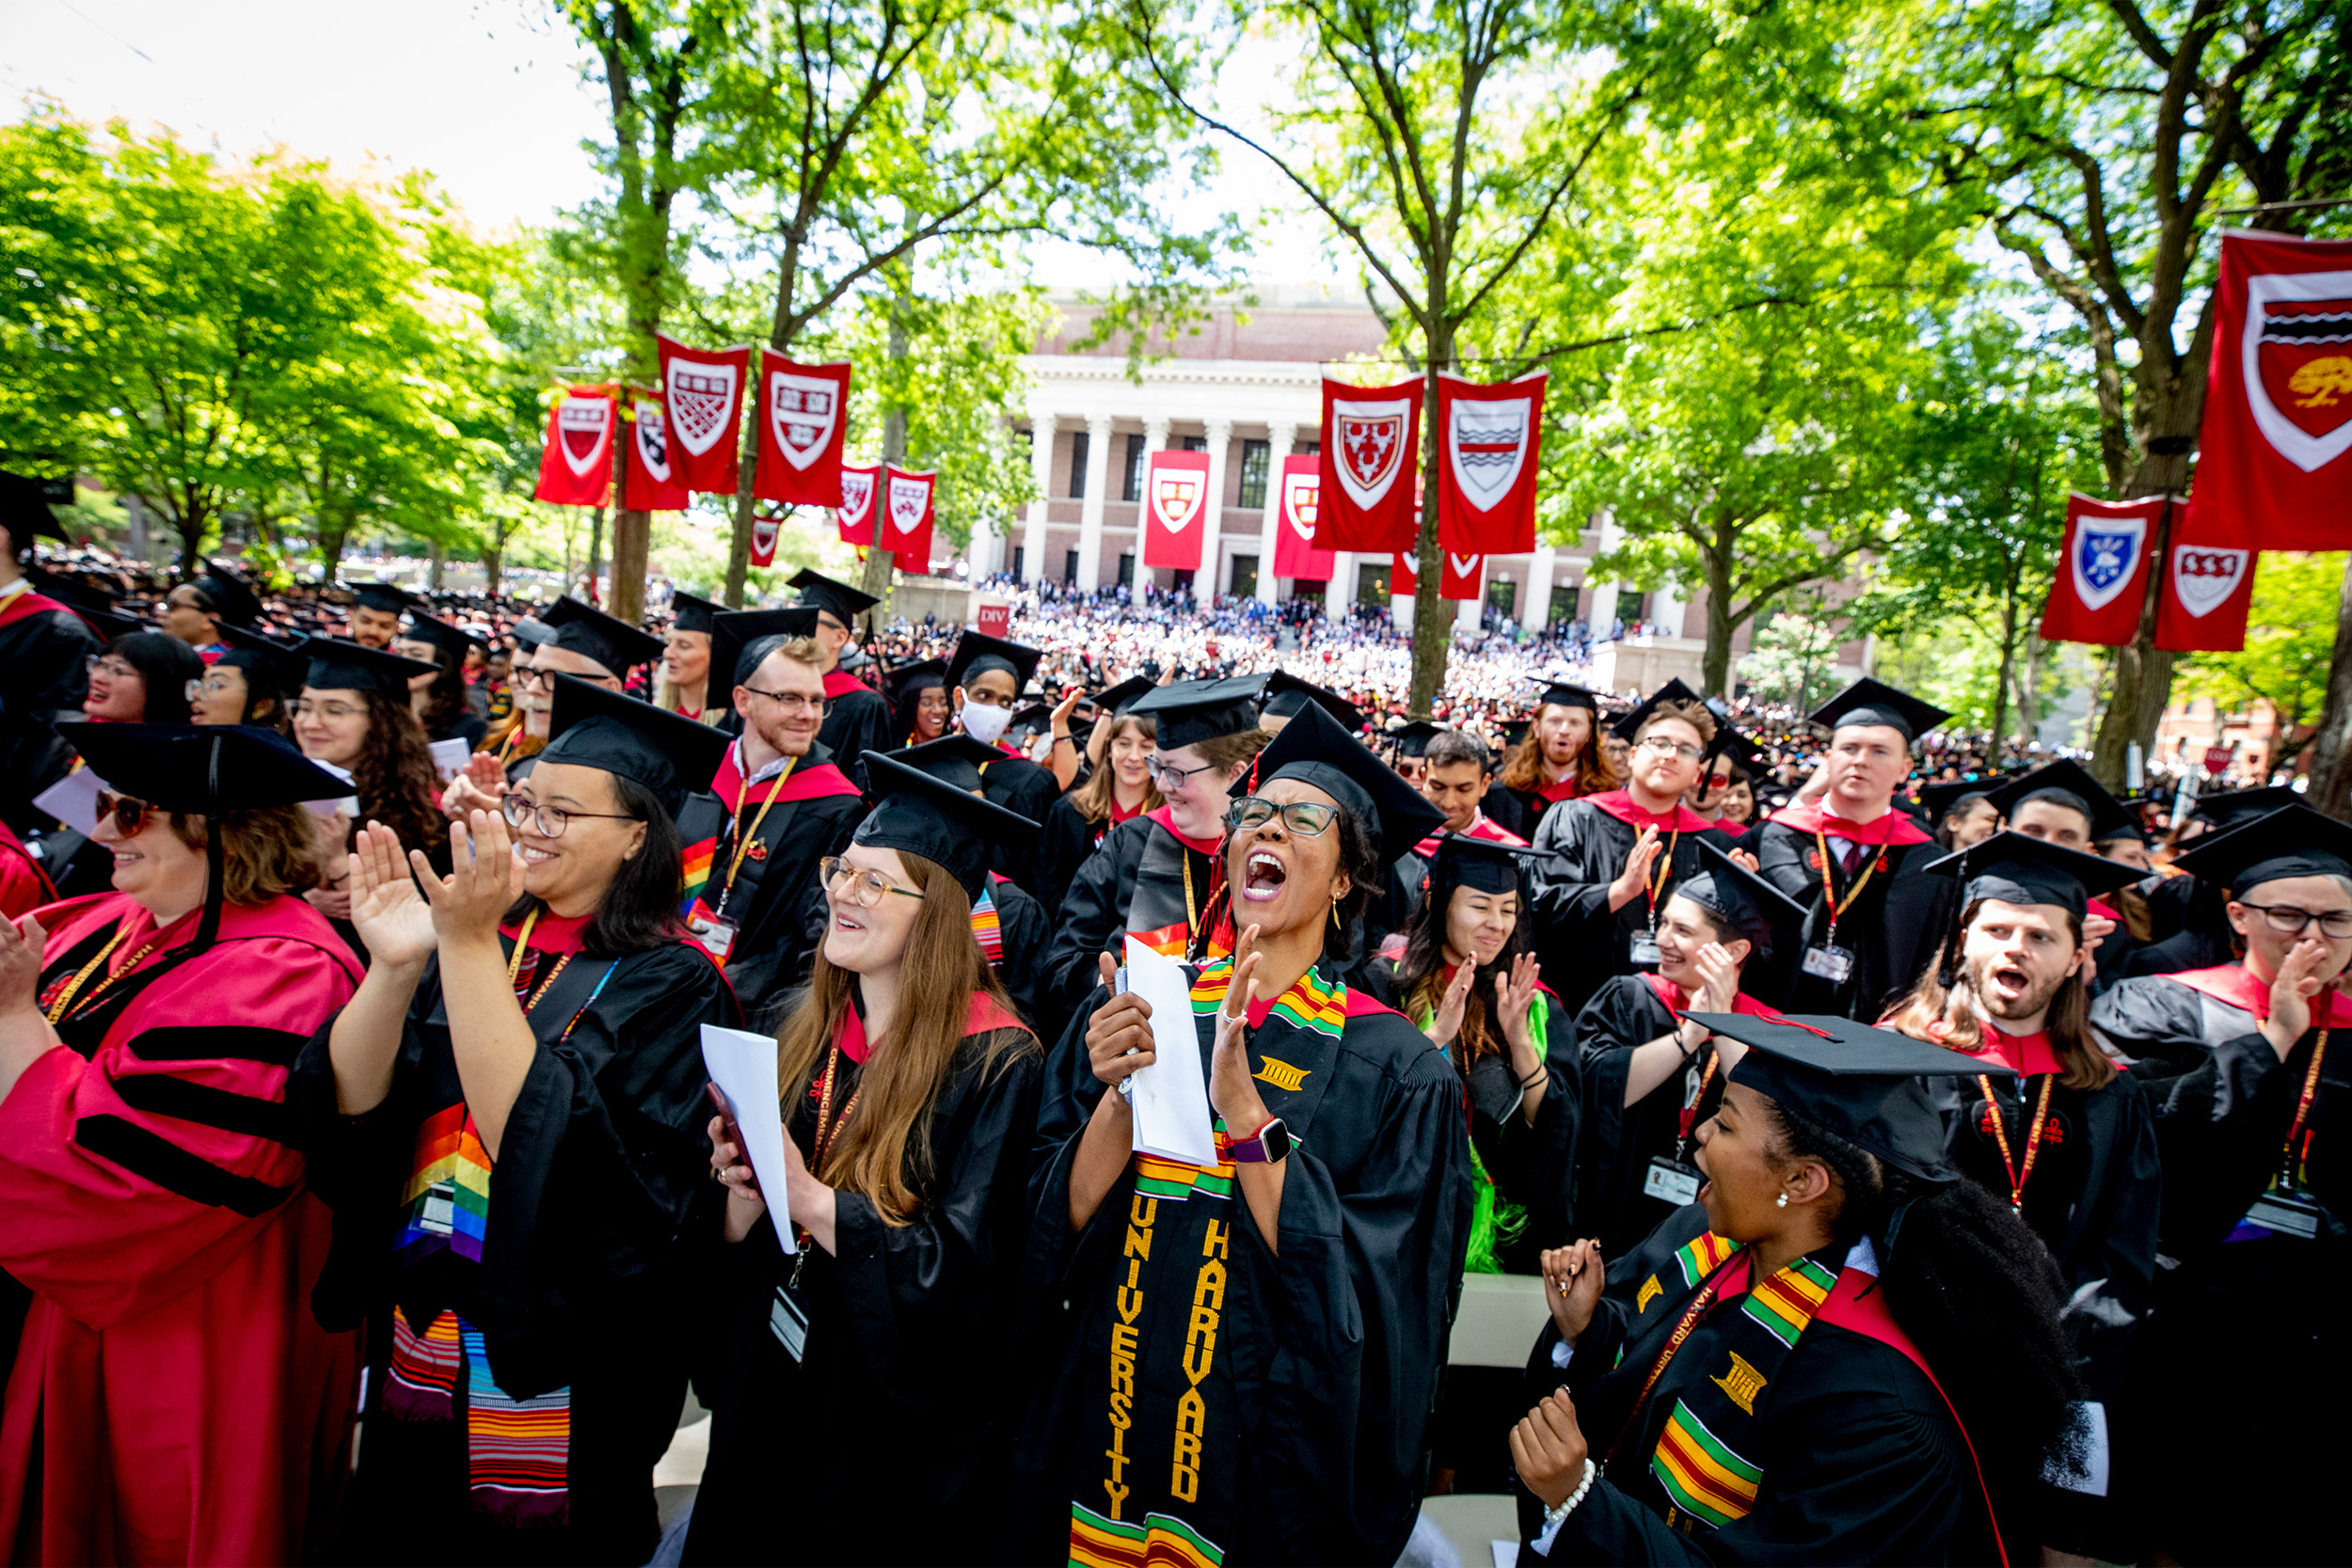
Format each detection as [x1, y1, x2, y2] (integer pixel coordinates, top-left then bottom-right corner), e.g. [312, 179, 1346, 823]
[1071, 714, 1163, 827]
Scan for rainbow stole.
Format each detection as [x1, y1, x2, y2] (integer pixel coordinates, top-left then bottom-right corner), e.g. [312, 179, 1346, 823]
[397, 1101, 492, 1262]
[385, 1306, 571, 1527]
[1640, 1243, 1842, 1533]
[971, 880, 1004, 967]
[677, 836, 715, 916]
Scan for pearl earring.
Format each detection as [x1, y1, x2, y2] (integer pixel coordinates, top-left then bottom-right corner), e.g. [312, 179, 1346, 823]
[1774, 1192, 1788, 1208]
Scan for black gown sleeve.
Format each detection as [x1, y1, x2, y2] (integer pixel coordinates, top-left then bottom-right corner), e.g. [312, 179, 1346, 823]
[1034, 796, 1101, 922]
[990, 878, 1054, 1038]
[1486, 990, 1581, 1257]
[1041, 818, 1148, 1022]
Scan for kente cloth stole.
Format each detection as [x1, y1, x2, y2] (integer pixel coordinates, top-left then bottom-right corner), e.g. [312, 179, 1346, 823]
[1633, 1243, 1843, 1533]
[971, 881, 1004, 967]
[386, 1306, 572, 1527]
[1070, 1502, 1225, 1568]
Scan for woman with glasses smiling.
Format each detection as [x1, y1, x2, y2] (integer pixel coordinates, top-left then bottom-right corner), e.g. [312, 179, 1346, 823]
[291, 641, 449, 939]
[294, 675, 740, 1566]
[82, 631, 202, 724]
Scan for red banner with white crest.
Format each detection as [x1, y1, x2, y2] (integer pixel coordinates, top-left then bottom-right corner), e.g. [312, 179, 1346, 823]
[836, 463, 881, 546]
[2155, 500, 2257, 652]
[532, 386, 615, 508]
[1437, 371, 1546, 555]
[1141, 450, 1211, 570]
[2191, 231, 2352, 549]
[622, 390, 690, 511]
[747, 509, 784, 568]
[882, 466, 935, 573]
[2038, 492, 2166, 645]
[656, 334, 751, 493]
[752, 352, 851, 507]
[1391, 552, 1416, 596]
[1271, 455, 1333, 580]
[1316, 377, 1422, 552]
[1441, 549, 1484, 601]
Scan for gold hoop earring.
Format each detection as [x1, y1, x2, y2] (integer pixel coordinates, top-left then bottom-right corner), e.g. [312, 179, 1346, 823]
[1329, 902, 1342, 929]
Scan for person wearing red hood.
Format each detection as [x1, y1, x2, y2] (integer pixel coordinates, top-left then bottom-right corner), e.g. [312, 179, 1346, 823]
[1751, 678, 1954, 1020]
[1527, 682, 1744, 1015]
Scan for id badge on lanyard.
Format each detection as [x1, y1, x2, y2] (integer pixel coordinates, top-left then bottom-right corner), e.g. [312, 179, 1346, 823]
[1802, 942, 1855, 984]
[770, 1283, 810, 1360]
[1644, 1158, 1702, 1207]
[684, 897, 739, 964]
[1629, 930, 1662, 968]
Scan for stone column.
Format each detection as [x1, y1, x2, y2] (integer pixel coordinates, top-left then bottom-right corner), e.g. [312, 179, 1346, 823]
[1650, 585, 1684, 639]
[1134, 418, 1170, 607]
[1021, 412, 1055, 583]
[1324, 551, 1355, 620]
[1255, 421, 1295, 607]
[1455, 580, 1481, 632]
[1530, 543, 1558, 631]
[1075, 411, 1113, 593]
[1196, 418, 1233, 607]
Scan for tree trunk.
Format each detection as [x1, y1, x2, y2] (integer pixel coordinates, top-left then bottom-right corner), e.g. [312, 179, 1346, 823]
[2016, 633, 2042, 748]
[610, 508, 651, 622]
[1406, 325, 1452, 718]
[2301, 554, 2352, 821]
[588, 507, 605, 605]
[855, 293, 914, 623]
[316, 521, 353, 582]
[427, 540, 446, 591]
[1701, 520, 1736, 697]
[1989, 591, 2018, 746]
[485, 544, 503, 601]
[2089, 452, 2192, 786]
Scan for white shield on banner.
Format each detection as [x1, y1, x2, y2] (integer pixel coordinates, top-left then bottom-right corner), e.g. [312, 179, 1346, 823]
[635, 402, 673, 482]
[2072, 515, 2147, 612]
[558, 398, 611, 477]
[2171, 545, 2250, 617]
[839, 468, 877, 531]
[1448, 398, 1532, 511]
[887, 474, 930, 535]
[1283, 471, 1320, 539]
[750, 515, 780, 558]
[2242, 269, 2352, 473]
[1333, 400, 1411, 509]
[1450, 552, 1482, 578]
[665, 363, 738, 456]
[1152, 470, 1202, 531]
[768, 372, 840, 471]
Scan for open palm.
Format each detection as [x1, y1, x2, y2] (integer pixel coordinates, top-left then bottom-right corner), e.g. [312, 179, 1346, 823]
[348, 823, 437, 967]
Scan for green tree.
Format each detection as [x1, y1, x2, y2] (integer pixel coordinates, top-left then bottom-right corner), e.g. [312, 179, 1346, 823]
[1737, 585, 1850, 713]
[2175, 552, 2346, 774]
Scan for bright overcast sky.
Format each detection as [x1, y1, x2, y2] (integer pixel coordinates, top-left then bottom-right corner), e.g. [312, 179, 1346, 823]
[2, 0, 1350, 293]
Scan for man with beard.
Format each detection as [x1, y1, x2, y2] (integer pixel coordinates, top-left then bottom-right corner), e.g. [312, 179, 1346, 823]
[1484, 679, 1611, 839]
[1883, 832, 2158, 1562]
[342, 581, 414, 649]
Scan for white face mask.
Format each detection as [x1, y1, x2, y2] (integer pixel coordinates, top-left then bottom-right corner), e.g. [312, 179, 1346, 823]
[961, 699, 1013, 745]
[1028, 733, 1054, 764]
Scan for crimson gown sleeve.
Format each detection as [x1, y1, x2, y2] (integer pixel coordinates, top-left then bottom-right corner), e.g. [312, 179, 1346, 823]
[0, 936, 357, 1328]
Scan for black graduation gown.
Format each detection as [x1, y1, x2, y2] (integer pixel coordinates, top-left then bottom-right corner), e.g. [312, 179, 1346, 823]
[1483, 780, 1573, 845]
[1518, 1209, 1996, 1566]
[1528, 798, 1735, 1016]
[1035, 794, 1120, 922]
[818, 679, 893, 784]
[1750, 818, 1951, 1019]
[979, 870, 1056, 1041]
[291, 934, 743, 1567]
[429, 709, 489, 752]
[1014, 963, 1473, 1566]
[1041, 814, 1215, 1024]
[2089, 973, 2350, 1564]
[979, 750, 1060, 895]
[0, 596, 95, 833]
[685, 1015, 1043, 1567]
[1570, 976, 1733, 1257]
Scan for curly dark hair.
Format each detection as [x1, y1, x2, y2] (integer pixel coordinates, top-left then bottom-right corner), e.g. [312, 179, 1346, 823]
[1396, 876, 1529, 1061]
[1760, 1096, 2086, 1539]
[348, 688, 448, 863]
[501, 772, 686, 958]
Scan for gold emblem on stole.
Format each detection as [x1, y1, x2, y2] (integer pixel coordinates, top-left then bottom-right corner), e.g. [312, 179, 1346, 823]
[1254, 1056, 1310, 1092]
[1713, 1352, 1767, 1414]
[1637, 1275, 1664, 1312]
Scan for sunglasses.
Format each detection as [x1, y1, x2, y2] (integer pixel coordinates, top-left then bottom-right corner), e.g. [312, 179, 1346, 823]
[93, 789, 157, 835]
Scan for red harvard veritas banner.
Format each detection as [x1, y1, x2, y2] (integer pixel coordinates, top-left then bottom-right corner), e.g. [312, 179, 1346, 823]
[2155, 500, 2257, 652]
[1270, 455, 1333, 580]
[836, 463, 881, 547]
[532, 386, 615, 508]
[882, 466, 935, 573]
[622, 390, 690, 511]
[655, 334, 751, 494]
[1315, 377, 1422, 553]
[1141, 450, 1211, 570]
[752, 352, 851, 508]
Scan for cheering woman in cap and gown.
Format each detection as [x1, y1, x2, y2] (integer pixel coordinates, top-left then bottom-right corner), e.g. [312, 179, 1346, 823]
[1509, 1011, 2082, 1565]
[686, 752, 1046, 1565]
[1017, 699, 1473, 1566]
[294, 677, 741, 1565]
[0, 723, 365, 1564]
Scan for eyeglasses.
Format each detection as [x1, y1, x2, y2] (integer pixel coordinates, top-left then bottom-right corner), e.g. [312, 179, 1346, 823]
[819, 856, 928, 907]
[86, 657, 137, 680]
[2238, 902, 2352, 941]
[739, 687, 824, 713]
[1636, 736, 1705, 762]
[184, 674, 240, 701]
[1146, 756, 1219, 787]
[1227, 796, 1338, 836]
[501, 792, 638, 838]
[514, 665, 618, 690]
[92, 789, 156, 835]
[292, 699, 366, 722]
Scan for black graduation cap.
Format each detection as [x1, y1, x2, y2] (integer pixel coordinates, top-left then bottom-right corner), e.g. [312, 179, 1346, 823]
[710, 607, 821, 690]
[1132, 674, 1265, 752]
[27, 567, 144, 640]
[1609, 678, 1708, 743]
[1701, 723, 1763, 777]
[1498, 716, 1533, 749]
[855, 750, 1040, 897]
[787, 568, 879, 626]
[946, 630, 1041, 693]
[1525, 676, 1599, 713]
[1243, 698, 1444, 877]
[883, 735, 1009, 795]
[2169, 803, 2352, 896]
[670, 591, 725, 638]
[1089, 674, 1157, 718]
[346, 581, 416, 616]
[1387, 720, 1448, 759]
[215, 623, 310, 690]
[0, 469, 73, 555]
[1925, 831, 2139, 921]
[401, 610, 487, 661]
[884, 657, 948, 705]
[512, 616, 557, 651]
[1807, 677, 1950, 742]
[188, 560, 262, 628]
[544, 594, 663, 675]
[1679, 840, 1809, 954]
[1007, 703, 1052, 740]
[1429, 833, 1543, 895]
[1262, 670, 1365, 733]
[1696, 1011, 2014, 1182]
[2187, 784, 2301, 828]
[1919, 777, 1998, 828]
[1984, 759, 2136, 845]
[540, 673, 731, 816]
[302, 637, 437, 702]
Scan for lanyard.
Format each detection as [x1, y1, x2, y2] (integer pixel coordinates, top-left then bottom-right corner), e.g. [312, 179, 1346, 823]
[715, 756, 795, 919]
[2283, 1022, 2331, 1187]
[43, 919, 170, 1023]
[1676, 1048, 1720, 1151]
[1811, 828, 1883, 945]
[1605, 1246, 1746, 1465]
[1978, 1072, 2055, 1213]
[795, 1041, 864, 1258]
[1644, 828, 1681, 929]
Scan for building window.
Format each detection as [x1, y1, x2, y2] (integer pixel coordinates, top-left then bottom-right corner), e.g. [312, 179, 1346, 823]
[1613, 589, 1646, 626]
[1357, 562, 1391, 606]
[1010, 546, 1025, 579]
[1298, 439, 1319, 456]
[1230, 554, 1259, 598]
[1118, 552, 1136, 588]
[1068, 431, 1089, 499]
[1063, 548, 1079, 584]
[1122, 434, 1147, 501]
[1486, 578, 1518, 618]
[1236, 439, 1271, 509]
[1549, 582, 1579, 627]
[1180, 435, 1209, 452]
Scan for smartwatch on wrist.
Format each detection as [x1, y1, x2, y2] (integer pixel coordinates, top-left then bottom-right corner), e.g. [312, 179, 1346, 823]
[1228, 1117, 1292, 1164]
